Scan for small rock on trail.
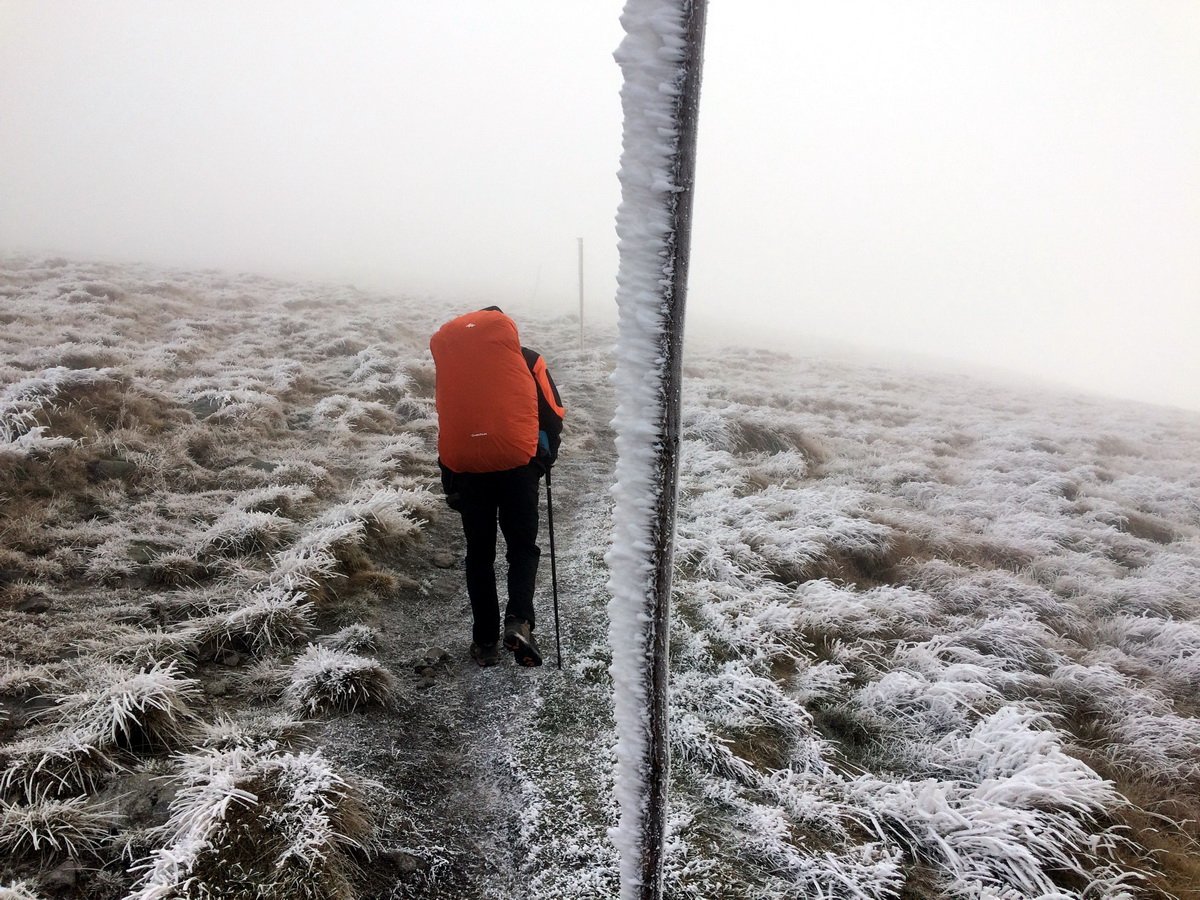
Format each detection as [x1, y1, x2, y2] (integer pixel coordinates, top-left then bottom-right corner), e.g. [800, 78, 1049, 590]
[431, 550, 456, 569]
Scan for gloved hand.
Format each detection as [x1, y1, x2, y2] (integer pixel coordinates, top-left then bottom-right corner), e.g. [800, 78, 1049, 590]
[445, 491, 465, 512]
[534, 430, 554, 476]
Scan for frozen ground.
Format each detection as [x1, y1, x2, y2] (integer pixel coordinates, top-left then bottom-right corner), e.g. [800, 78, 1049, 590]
[1, 257, 1198, 899]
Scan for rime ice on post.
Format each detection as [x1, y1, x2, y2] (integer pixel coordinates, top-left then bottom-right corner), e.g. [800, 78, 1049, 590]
[606, 1, 707, 899]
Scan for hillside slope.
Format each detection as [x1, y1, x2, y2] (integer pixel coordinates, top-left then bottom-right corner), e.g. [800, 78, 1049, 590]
[2, 257, 1198, 899]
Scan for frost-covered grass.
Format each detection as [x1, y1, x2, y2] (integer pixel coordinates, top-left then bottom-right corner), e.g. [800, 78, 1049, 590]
[48, 660, 200, 752]
[128, 743, 371, 900]
[652, 345, 1200, 898]
[211, 588, 316, 655]
[0, 726, 124, 802]
[317, 623, 381, 654]
[0, 257, 438, 895]
[0, 880, 44, 900]
[284, 647, 397, 715]
[0, 796, 116, 862]
[0, 366, 117, 458]
[3, 257, 1198, 897]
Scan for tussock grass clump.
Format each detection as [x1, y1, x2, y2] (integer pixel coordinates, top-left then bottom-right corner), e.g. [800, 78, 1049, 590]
[312, 395, 395, 433]
[0, 796, 116, 862]
[0, 879, 45, 900]
[144, 551, 213, 587]
[83, 627, 201, 671]
[283, 647, 396, 715]
[360, 434, 429, 479]
[314, 484, 432, 543]
[0, 727, 124, 801]
[236, 659, 292, 703]
[267, 522, 361, 594]
[182, 387, 285, 431]
[214, 589, 316, 655]
[129, 744, 372, 900]
[848, 708, 1137, 897]
[318, 624, 380, 654]
[0, 367, 115, 458]
[0, 665, 62, 703]
[0, 581, 51, 614]
[50, 660, 199, 751]
[1104, 712, 1200, 788]
[232, 484, 314, 515]
[196, 509, 293, 557]
[197, 713, 310, 752]
[347, 346, 411, 400]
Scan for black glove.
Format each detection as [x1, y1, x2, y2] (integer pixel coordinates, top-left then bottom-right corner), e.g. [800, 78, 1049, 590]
[534, 430, 556, 476]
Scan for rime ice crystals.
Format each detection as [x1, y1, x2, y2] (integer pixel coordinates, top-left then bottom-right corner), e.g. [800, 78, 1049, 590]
[607, 0, 695, 896]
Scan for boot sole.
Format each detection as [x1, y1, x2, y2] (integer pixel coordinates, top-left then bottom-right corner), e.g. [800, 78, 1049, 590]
[503, 634, 543, 668]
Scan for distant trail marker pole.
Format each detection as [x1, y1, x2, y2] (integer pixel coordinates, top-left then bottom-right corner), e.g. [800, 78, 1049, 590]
[607, 1, 707, 899]
[578, 237, 585, 352]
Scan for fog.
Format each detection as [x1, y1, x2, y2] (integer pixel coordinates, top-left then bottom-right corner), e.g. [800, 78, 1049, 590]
[2, 1, 1197, 410]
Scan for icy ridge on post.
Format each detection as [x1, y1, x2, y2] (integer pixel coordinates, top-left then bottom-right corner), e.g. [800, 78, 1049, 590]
[606, 1, 691, 898]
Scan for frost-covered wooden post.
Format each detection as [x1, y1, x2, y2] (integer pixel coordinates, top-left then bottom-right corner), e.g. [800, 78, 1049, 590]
[578, 237, 585, 352]
[607, 1, 707, 899]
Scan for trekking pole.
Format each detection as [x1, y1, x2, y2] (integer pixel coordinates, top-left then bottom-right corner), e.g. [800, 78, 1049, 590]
[545, 467, 562, 669]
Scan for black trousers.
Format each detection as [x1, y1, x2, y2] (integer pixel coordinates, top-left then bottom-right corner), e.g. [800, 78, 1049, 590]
[454, 464, 542, 647]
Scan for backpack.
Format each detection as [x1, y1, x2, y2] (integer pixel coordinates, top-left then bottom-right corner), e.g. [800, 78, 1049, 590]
[430, 309, 539, 473]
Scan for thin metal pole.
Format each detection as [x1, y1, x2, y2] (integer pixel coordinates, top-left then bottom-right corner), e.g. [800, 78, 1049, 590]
[577, 237, 585, 352]
[545, 468, 562, 669]
[636, 2, 707, 897]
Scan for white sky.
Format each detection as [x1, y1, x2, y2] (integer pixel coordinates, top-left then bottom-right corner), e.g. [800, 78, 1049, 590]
[2, 1, 1197, 410]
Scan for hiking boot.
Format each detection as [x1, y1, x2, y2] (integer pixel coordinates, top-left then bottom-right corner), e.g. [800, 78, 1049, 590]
[503, 619, 543, 668]
[470, 641, 500, 668]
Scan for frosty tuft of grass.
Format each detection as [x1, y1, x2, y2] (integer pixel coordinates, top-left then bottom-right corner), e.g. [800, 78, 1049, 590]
[1, 366, 118, 458]
[198, 713, 311, 752]
[347, 346, 412, 400]
[50, 660, 200, 751]
[232, 484, 315, 515]
[0, 879, 46, 900]
[214, 589, 316, 655]
[83, 627, 201, 671]
[267, 521, 363, 594]
[128, 743, 371, 900]
[234, 658, 292, 704]
[314, 484, 430, 542]
[0, 664, 62, 701]
[283, 647, 396, 715]
[144, 551, 212, 588]
[0, 726, 124, 802]
[196, 509, 294, 557]
[317, 623, 380, 654]
[0, 796, 116, 862]
[312, 394, 396, 433]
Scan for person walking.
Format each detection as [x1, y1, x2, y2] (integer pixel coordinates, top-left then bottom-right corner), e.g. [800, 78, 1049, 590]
[430, 307, 564, 668]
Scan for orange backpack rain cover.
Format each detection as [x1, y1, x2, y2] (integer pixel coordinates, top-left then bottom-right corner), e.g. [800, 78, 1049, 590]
[430, 309, 539, 473]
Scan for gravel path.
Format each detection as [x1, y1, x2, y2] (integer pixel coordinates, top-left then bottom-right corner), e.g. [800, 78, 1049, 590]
[320, 348, 622, 899]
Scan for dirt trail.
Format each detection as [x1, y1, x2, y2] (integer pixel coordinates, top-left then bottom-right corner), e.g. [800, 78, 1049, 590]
[321, 354, 621, 899]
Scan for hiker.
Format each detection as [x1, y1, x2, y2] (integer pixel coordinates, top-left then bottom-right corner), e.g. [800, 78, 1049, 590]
[430, 307, 564, 668]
